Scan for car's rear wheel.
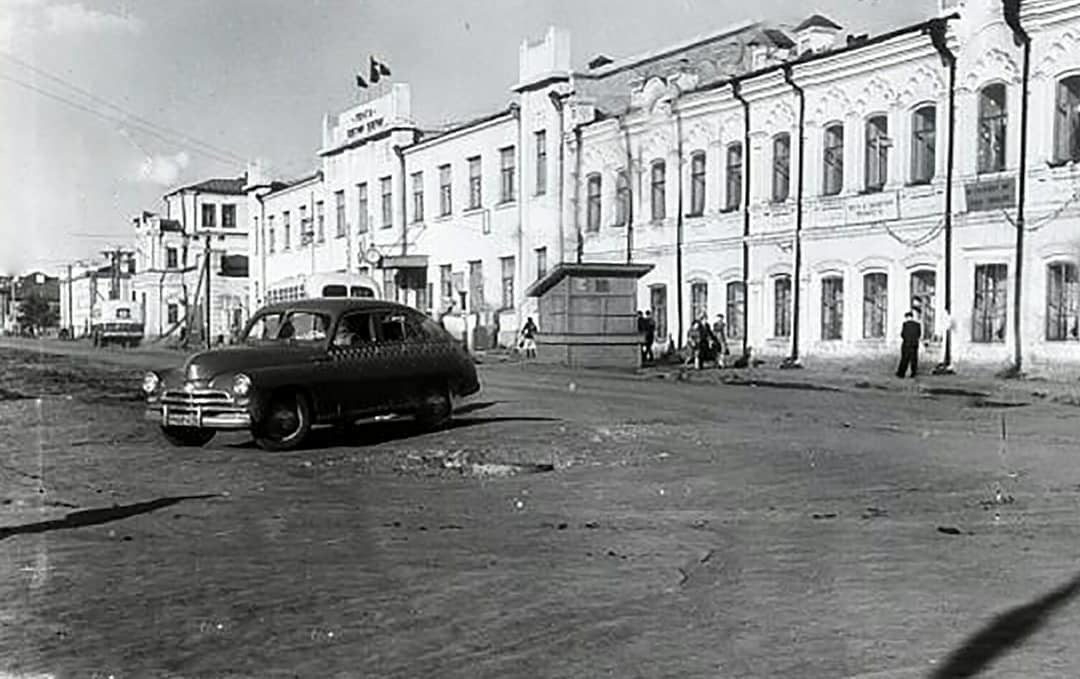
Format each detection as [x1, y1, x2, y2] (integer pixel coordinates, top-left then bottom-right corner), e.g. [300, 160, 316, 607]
[415, 384, 452, 431]
[161, 426, 216, 447]
[254, 391, 311, 451]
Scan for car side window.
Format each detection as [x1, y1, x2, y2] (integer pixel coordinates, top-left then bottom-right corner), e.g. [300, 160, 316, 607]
[332, 312, 374, 348]
[418, 315, 449, 342]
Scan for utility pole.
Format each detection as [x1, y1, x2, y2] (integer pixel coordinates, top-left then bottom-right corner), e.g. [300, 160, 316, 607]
[100, 247, 135, 301]
[204, 233, 212, 349]
[66, 263, 74, 339]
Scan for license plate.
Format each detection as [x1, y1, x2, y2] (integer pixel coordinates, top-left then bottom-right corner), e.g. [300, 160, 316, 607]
[165, 412, 199, 427]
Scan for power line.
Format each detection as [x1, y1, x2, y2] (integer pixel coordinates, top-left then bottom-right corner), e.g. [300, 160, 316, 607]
[0, 72, 241, 167]
[0, 50, 247, 164]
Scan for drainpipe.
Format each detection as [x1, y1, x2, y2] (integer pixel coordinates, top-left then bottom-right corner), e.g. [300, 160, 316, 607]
[549, 91, 568, 264]
[928, 16, 959, 375]
[573, 123, 584, 263]
[1003, 0, 1030, 375]
[395, 145, 408, 257]
[732, 79, 752, 359]
[673, 97, 686, 349]
[782, 64, 805, 369]
[257, 192, 267, 308]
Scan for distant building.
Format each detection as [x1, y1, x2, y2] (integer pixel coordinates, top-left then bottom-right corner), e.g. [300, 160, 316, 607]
[6, 271, 61, 335]
[59, 261, 136, 339]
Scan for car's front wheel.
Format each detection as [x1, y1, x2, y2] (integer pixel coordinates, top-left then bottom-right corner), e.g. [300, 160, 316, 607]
[253, 391, 312, 451]
[161, 426, 216, 447]
[415, 384, 452, 431]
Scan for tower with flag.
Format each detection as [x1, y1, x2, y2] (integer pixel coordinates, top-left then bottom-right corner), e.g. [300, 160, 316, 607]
[355, 56, 392, 101]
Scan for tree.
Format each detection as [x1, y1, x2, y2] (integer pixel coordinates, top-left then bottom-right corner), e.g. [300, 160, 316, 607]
[17, 290, 58, 334]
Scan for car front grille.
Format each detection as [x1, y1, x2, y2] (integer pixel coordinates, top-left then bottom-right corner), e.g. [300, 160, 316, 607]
[161, 389, 234, 410]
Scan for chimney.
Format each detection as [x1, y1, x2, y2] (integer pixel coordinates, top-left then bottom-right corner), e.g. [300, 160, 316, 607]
[794, 14, 843, 55]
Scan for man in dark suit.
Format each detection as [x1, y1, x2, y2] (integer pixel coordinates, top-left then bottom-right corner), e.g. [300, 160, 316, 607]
[897, 311, 922, 378]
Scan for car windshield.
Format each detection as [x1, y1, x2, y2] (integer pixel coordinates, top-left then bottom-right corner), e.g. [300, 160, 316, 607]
[243, 310, 331, 344]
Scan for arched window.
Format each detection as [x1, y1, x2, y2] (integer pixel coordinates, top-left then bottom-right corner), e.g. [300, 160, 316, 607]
[911, 105, 936, 183]
[726, 281, 745, 340]
[614, 170, 630, 226]
[650, 160, 666, 221]
[821, 275, 844, 340]
[774, 275, 792, 338]
[862, 272, 888, 339]
[689, 151, 706, 216]
[772, 133, 791, 202]
[725, 143, 743, 210]
[690, 280, 708, 323]
[822, 123, 844, 196]
[978, 84, 1007, 174]
[586, 173, 601, 232]
[1046, 261, 1079, 341]
[1054, 76, 1080, 164]
[910, 269, 936, 341]
[865, 115, 889, 191]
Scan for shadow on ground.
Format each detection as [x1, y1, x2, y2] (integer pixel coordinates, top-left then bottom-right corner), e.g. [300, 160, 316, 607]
[930, 571, 1080, 678]
[0, 494, 221, 541]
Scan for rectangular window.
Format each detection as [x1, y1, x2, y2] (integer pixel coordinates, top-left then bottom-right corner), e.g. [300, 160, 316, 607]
[500, 256, 515, 309]
[412, 171, 424, 223]
[1054, 77, 1080, 163]
[726, 281, 744, 341]
[1046, 262, 1079, 341]
[440, 264, 453, 300]
[535, 246, 547, 280]
[726, 143, 743, 211]
[978, 85, 1007, 174]
[865, 115, 889, 192]
[166, 247, 178, 269]
[500, 146, 515, 203]
[356, 183, 368, 234]
[380, 176, 393, 229]
[651, 160, 666, 221]
[468, 260, 484, 309]
[535, 130, 547, 195]
[689, 151, 706, 216]
[774, 275, 792, 338]
[438, 164, 452, 216]
[650, 284, 668, 339]
[299, 205, 311, 246]
[383, 269, 397, 303]
[167, 303, 179, 324]
[910, 270, 936, 341]
[283, 211, 291, 250]
[316, 201, 325, 242]
[690, 281, 708, 323]
[201, 203, 216, 228]
[911, 105, 937, 183]
[268, 216, 275, 254]
[772, 133, 791, 202]
[821, 276, 844, 340]
[862, 272, 888, 339]
[972, 263, 1008, 343]
[334, 190, 346, 237]
[221, 204, 236, 228]
[468, 156, 482, 209]
[615, 170, 630, 226]
[586, 173, 601, 232]
[823, 124, 844, 196]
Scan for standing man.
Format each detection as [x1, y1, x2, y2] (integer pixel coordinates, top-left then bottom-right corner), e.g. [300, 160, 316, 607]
[520, 316, 538, 360]
[712, 313, 729, 368]
[896, 310, 922, 378]
[643, 310, 656, 363]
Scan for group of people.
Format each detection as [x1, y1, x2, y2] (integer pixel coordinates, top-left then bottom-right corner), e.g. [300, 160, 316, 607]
[687, 314, 731, 369]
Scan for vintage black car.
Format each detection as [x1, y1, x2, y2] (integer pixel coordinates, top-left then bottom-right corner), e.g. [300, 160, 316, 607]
[142, 298, 481, 451]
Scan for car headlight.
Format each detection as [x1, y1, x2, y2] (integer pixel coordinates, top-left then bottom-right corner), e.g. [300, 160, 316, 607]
[232, 373, 252, 397]
[141, 371, 160, 395]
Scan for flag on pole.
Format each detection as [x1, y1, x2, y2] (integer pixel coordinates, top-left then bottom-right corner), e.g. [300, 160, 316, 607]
[356, 73, 368, 89]
[370, 56, 391, 83]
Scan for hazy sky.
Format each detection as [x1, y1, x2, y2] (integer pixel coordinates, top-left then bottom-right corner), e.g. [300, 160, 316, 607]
[0, 0, 934, 276]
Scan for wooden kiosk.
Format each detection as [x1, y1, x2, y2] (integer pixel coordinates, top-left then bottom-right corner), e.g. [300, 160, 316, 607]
[524, 262, 654, 369]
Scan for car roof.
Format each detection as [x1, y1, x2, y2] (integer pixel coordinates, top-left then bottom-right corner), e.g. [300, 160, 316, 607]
[255, 298, 417, 316]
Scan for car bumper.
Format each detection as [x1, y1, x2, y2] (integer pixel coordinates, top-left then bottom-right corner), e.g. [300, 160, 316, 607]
[146, 390, 253, 430]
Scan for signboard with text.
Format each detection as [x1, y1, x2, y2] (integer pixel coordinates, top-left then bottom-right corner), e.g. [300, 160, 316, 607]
[964, 176, 1016, 213]
[846, 192, 900, 224]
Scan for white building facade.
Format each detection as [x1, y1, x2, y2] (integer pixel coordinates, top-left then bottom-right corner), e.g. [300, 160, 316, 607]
[251, 0, 1080, 372]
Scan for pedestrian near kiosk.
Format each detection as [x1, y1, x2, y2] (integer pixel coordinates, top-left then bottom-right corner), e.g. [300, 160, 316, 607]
[896, 311, 922, 378]
[643, 310, 656, 363]
[712, 313, 729, 368]
[520, 316, 538, 360]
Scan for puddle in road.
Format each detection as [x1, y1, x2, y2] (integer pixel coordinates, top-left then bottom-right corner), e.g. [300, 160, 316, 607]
[401, 449, 557, 478]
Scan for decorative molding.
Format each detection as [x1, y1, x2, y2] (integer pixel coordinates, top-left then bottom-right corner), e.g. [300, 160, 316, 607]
[1034, 29, 1080, 79]
[960, 47, 1021, 92]
[854, 75, 898, 111]
[897, 63, 945, 109]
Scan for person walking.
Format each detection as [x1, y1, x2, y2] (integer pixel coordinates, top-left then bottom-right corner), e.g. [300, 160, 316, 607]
[643, 311, 656, 363]
[712, 313, 729, 368]
[520, 316, 538, 360]
[687, 319, 702, 369]
[896, 311, 922, 378]
[636, 311, 647, 361]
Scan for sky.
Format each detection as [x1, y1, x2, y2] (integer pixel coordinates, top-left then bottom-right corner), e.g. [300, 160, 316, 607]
[0, 0, 935, 277]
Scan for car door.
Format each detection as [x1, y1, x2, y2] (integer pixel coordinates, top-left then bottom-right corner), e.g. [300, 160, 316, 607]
[327, 310, 379, 415]
[371, 309, 426, 410]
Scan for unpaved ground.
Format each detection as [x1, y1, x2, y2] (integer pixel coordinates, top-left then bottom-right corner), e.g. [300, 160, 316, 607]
[2, 342, 1080, 678]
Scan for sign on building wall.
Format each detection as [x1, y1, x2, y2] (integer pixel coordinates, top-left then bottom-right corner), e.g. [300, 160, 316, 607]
[846, 192, 900, 224]
[964, 176, 1016, 213]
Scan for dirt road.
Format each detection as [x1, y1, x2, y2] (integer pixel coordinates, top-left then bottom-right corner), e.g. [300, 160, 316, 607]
[2, 341, 1079, 678]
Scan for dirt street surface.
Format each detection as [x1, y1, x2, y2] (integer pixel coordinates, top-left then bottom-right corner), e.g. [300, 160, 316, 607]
[2, 340, 1080, 678]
